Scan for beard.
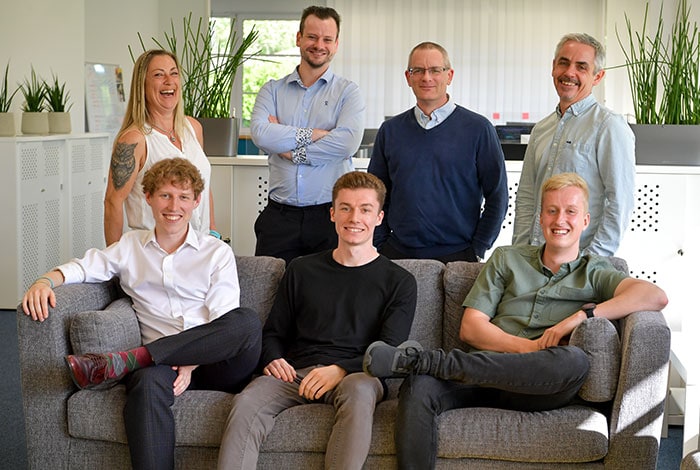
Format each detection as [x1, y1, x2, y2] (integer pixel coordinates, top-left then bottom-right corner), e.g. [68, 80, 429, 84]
[301, 48, 334, 69]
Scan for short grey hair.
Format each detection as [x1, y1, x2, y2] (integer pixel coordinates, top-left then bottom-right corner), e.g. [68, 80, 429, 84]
[554, 33, 605, 73]
[407, 42, 452, 70]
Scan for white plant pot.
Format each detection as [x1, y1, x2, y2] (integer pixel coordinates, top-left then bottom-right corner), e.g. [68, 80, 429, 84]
[0, 112, 15, 137]
[48, 112, 71, 134]
[21, 112, 49, 135]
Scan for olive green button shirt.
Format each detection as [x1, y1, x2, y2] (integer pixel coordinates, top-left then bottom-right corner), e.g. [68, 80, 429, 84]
[463, 245, 628, 342]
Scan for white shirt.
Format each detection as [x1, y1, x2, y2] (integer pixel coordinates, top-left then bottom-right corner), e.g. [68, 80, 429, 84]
[58, 226, 240, 344]
[126, 120, 212, 234]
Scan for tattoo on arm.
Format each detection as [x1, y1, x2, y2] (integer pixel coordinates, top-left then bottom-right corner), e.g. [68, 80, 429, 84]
[110, 143, 137, 190]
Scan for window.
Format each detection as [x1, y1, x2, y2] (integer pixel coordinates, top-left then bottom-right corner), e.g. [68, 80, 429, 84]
[211, 16, 299, 131]
[241, 19, 298, 129]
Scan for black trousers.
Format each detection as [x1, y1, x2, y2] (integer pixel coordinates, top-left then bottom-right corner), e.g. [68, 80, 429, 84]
[380, 241, 478, 263]
[254, 200, 337, 265]
[123, 307, 262, 470]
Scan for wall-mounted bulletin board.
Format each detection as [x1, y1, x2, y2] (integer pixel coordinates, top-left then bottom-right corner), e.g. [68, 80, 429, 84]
[84, 62, 126, 136]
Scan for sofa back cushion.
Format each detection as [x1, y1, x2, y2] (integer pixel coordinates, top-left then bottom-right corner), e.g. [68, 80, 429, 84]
[68, 297, 142, 390]
[236, 255, 286, 325]
[68, 255, 284, 365]
[443, 261, 484, 352]
[393, 259, 445, 349]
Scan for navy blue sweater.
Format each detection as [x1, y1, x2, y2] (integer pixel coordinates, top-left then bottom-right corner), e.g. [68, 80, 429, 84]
[368, 106, 508, 258]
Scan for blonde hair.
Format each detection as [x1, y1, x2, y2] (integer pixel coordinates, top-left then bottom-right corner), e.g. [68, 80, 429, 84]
[541, 172, 589, 212]
[114, 50, 188, 150]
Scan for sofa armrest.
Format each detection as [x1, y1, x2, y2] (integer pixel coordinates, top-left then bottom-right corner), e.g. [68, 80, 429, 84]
[16, 279, 124, 470]
[605, 310, 670, 470]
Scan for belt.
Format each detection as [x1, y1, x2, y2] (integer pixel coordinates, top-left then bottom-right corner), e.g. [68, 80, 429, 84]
[268, 200, 332, 212]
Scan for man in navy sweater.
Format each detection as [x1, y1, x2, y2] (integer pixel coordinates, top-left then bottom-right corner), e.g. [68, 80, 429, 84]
[368, 41, 508, 263]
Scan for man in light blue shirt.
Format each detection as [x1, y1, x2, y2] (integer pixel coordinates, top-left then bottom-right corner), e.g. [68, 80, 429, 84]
[251, 6, 365, 264]
[513, 33, 635, 256]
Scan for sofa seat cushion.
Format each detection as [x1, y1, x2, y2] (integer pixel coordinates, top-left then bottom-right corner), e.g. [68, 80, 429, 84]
[436, 405, 609, 463]
[67, 387, 235, 447]
[68, 390, 608, 464]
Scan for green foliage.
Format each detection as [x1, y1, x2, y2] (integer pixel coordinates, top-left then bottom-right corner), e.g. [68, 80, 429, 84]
[616, 0, 700, 124]
[131, 12, 259, 119]
[19, 66, 46, 113]
[43, 74, 72, 112]
[240, 19, 299, 127]
[0, 62, 19, 113]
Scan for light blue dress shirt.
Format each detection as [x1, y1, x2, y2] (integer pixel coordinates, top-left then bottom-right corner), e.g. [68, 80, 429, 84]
[413, 97, 457, 129]
[512, 95, 636, 256]
[251, 67, 365, 206]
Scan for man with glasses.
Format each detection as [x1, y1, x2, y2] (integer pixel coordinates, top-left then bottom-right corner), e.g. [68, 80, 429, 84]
[368, 42, 508, 263]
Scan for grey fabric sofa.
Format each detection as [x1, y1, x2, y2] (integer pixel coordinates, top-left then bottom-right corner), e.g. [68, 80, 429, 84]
[682, 452, 700, 470]
[17, 255, 671, 469]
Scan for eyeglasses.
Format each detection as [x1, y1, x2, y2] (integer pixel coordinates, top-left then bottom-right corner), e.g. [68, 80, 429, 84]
[407, 66, 449, 77]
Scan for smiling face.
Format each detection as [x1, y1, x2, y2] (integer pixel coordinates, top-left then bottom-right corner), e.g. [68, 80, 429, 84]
[539, 185, 590, 255]
[551, 40, 604, 112]
[330, 188, 384, 248]
[144, 54, 180, 114]
[297, 14, 339, 70]
[405, 47, 454, 115]
[146, 181, 201, 239]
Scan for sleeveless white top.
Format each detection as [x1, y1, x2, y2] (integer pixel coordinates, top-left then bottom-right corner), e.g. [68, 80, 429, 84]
[125, 120, 211, 234]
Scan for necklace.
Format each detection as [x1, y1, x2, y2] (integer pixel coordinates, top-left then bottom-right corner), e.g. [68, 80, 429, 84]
[150, 123, 176, 143]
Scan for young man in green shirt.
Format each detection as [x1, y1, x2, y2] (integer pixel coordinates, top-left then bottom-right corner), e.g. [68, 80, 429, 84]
[364, 172, 668, 469]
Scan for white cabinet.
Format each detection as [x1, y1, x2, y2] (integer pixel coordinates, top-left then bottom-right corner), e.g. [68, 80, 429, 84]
[0, 134, 110, 309]
[616, 168, 700, 332]
[210, 156, 269, 256]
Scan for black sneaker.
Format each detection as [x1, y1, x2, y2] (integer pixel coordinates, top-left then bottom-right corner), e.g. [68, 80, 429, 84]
[363, 340, 426, 378]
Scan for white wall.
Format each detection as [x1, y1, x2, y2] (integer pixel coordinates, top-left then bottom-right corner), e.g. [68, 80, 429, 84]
[1, 0, 697, 134]
[0, 0, 208, 134]
[0, 0, 85, 133]
[85, 0, 209, 122]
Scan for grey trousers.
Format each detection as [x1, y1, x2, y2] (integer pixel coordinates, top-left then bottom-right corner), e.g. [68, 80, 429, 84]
[217, 366, 383, 470]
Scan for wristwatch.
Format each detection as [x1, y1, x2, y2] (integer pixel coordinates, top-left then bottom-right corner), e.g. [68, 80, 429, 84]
[581, 303, 596, 319]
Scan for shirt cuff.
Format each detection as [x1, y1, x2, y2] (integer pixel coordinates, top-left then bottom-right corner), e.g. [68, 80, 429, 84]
[57, 261, 86, 284]
[295, 127, 313, 149]
[291, 146, 308, 165]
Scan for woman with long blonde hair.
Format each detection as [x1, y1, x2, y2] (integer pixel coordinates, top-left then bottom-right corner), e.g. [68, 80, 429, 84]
[103, 49, 218, 245]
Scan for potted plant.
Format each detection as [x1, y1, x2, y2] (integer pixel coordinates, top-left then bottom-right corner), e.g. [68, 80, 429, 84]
[0, 61, 19, 137]
[44, 73, 72, 134]
[132, 13, 259, 156]
[616, 0, 700, 165]
[19, 66, 48, 135]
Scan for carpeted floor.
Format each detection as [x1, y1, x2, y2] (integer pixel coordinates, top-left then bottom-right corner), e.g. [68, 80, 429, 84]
[0, 309, 684, 469]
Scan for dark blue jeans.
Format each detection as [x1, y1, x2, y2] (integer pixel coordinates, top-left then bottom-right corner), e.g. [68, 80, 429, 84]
[395, 345, 589, 469]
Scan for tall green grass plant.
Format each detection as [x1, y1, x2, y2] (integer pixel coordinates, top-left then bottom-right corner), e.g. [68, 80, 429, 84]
[0, 62, 19, 113]
[616, 0, 700, 124]
[131, 13, 259, 119]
